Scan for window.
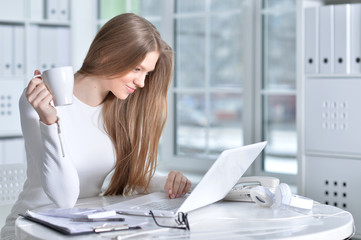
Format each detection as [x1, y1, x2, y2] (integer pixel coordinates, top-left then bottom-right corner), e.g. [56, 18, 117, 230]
[161, 0, 254, 172]
[107, 0, 299, 182]
[98, 0, 163, 30]
[258, 0, 297, 182]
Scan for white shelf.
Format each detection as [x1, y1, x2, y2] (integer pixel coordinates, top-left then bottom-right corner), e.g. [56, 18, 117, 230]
[299, 0, 361, 236]
[0, 19, 26, 24]
[305, 74, 361, 78]
[29, 20, 71, 26]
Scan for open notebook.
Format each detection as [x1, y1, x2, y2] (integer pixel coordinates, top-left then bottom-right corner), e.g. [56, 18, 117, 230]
[106, 141, 267, 217]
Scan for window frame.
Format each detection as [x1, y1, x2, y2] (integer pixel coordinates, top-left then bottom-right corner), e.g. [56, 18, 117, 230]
[159, 0, 298, 187]
[253, 0, 298, 185]
[159, 0, 257, 174]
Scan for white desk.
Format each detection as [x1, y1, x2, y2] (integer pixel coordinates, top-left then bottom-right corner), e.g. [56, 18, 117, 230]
[15, 196, 355, 240]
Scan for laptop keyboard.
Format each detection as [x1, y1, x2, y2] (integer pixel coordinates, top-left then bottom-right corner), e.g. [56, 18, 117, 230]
[133, 197, 186, 211]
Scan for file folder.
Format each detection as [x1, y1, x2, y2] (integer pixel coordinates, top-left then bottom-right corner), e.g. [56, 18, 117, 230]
[319, 5, 334, 74]
[29, 0, 44, 20]
[56, 27, 71, 66]
[351, 3, 361, 74]
[58, 0, 69, 21]
[0, 26, 3, 76]
[27, 25, 40, 74]
[45, 0, 58, 20]
[13, 26, 25, 77]
[0, 25, 14, 76]
[304, 7, 319, 74]
[39, 27, 57, 71]
[0, 0, 24, 20]
[334, 4, 351, 74]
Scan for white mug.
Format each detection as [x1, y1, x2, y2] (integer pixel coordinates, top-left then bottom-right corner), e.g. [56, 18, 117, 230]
[35, 66, 74, 106]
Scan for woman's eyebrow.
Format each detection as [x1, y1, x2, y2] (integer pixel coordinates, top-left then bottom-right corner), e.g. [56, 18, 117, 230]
[139, 64, 155, 72]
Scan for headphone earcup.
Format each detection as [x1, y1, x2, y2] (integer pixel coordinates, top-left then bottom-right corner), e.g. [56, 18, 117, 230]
[274, 183, 292, 208]
[250, 186, 274, 207]
[274, 183, 314, 210]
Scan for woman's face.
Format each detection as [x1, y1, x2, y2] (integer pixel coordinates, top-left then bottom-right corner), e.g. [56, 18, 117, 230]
[106, 51, 160, 100]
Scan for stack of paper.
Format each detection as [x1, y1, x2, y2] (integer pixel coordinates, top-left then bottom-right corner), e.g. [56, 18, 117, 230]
[21, 208, 147, 235]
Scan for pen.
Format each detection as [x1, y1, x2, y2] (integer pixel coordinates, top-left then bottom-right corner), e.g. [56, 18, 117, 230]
[93, 224, 142, 233]
[71, 217, 125, 222]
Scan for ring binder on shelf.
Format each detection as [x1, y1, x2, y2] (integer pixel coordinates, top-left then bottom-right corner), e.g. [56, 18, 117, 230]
[334, 4, 351, 74]
[319, 5, 334, 74]
[304, 7, 319, 74]
[351, 3, 361, 74]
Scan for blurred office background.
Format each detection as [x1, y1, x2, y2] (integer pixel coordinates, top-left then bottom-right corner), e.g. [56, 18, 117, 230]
[1, 0, 360, 237]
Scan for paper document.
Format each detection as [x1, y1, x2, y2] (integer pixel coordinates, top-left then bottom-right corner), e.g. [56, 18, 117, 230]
[37, 207, 116, 219]
[21, 210, 146, 235]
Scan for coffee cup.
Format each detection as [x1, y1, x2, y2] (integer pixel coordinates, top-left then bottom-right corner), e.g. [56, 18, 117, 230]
[34, 66, 74, 106]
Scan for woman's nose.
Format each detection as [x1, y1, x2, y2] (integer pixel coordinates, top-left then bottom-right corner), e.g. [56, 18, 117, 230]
[134, 74, 146, 88]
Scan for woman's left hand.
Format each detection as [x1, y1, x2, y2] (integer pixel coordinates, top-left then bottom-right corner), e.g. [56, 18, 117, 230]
[164, 171, 192, 199]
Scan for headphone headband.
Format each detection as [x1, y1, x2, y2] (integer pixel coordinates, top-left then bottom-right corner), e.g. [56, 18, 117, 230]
[250, 183, 313, 210]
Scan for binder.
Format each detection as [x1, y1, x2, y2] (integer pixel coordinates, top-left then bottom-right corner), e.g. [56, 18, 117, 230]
[0, 25, 14, 76]
[58, 0, 69, 21]
[56, 27, 71, 67]
[45, 0, 58, 20]
[39, 27, 57, 71]
[350, 3, 361, 74]
[27, 25, 40, 75]
[29, 0, 44, 20]
[319, 5, 334, 74]
[304, 7, 319, 74]
[13, 26, 25, 77]
[39, 26, 49, 71]
[334, 4, 351, 74]
[0, 26, 3, 76]
[0, 0, 24, 20]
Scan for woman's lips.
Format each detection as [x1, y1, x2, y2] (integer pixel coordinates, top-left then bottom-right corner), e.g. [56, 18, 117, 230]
[126, 86, 135, 93]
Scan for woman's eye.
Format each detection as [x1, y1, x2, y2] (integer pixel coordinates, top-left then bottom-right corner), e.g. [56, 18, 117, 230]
[134, 68, 141, 72]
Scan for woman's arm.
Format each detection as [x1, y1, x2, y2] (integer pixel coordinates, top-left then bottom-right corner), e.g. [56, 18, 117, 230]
[20, 75, 79, 207]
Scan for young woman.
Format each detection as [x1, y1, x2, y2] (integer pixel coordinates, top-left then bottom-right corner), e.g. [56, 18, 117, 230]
[1, 13, 191, 239]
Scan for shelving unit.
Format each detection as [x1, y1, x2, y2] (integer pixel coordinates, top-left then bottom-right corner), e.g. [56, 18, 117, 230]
[298, 0, 361, 238]
[0, 0, 71, 208]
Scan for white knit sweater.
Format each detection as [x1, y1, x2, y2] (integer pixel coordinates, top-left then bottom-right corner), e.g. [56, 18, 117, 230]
[1, 90, 167, 239]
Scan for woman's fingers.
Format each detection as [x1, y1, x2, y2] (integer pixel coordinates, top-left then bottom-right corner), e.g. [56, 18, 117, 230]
[165, 171, 192, 199]
[27, 82, 47, 104]
[25, 70, 58, 125]
[31, 86, 50, 107]
[25, 78, 43, 100]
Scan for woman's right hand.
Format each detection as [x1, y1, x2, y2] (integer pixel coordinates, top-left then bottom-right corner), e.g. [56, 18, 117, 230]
[25, 70, 58, 125]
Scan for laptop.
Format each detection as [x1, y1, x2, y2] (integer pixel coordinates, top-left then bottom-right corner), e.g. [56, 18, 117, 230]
[105, 141, 267, 217]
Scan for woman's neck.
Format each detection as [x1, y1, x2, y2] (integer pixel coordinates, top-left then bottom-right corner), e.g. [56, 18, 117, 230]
[73, 72, 109, 107]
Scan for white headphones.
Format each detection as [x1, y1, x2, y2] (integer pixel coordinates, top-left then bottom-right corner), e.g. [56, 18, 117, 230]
[250, 183, 313, 210]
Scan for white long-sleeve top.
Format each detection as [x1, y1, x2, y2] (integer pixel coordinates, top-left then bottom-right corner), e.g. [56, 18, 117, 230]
[1, 90, 167, 240]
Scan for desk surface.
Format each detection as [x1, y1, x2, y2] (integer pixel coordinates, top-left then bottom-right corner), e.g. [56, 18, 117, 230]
[15, 195, 355, 240]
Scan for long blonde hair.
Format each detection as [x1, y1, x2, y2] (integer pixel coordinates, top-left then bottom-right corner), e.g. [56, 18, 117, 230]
[78, 13, 173, 195]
